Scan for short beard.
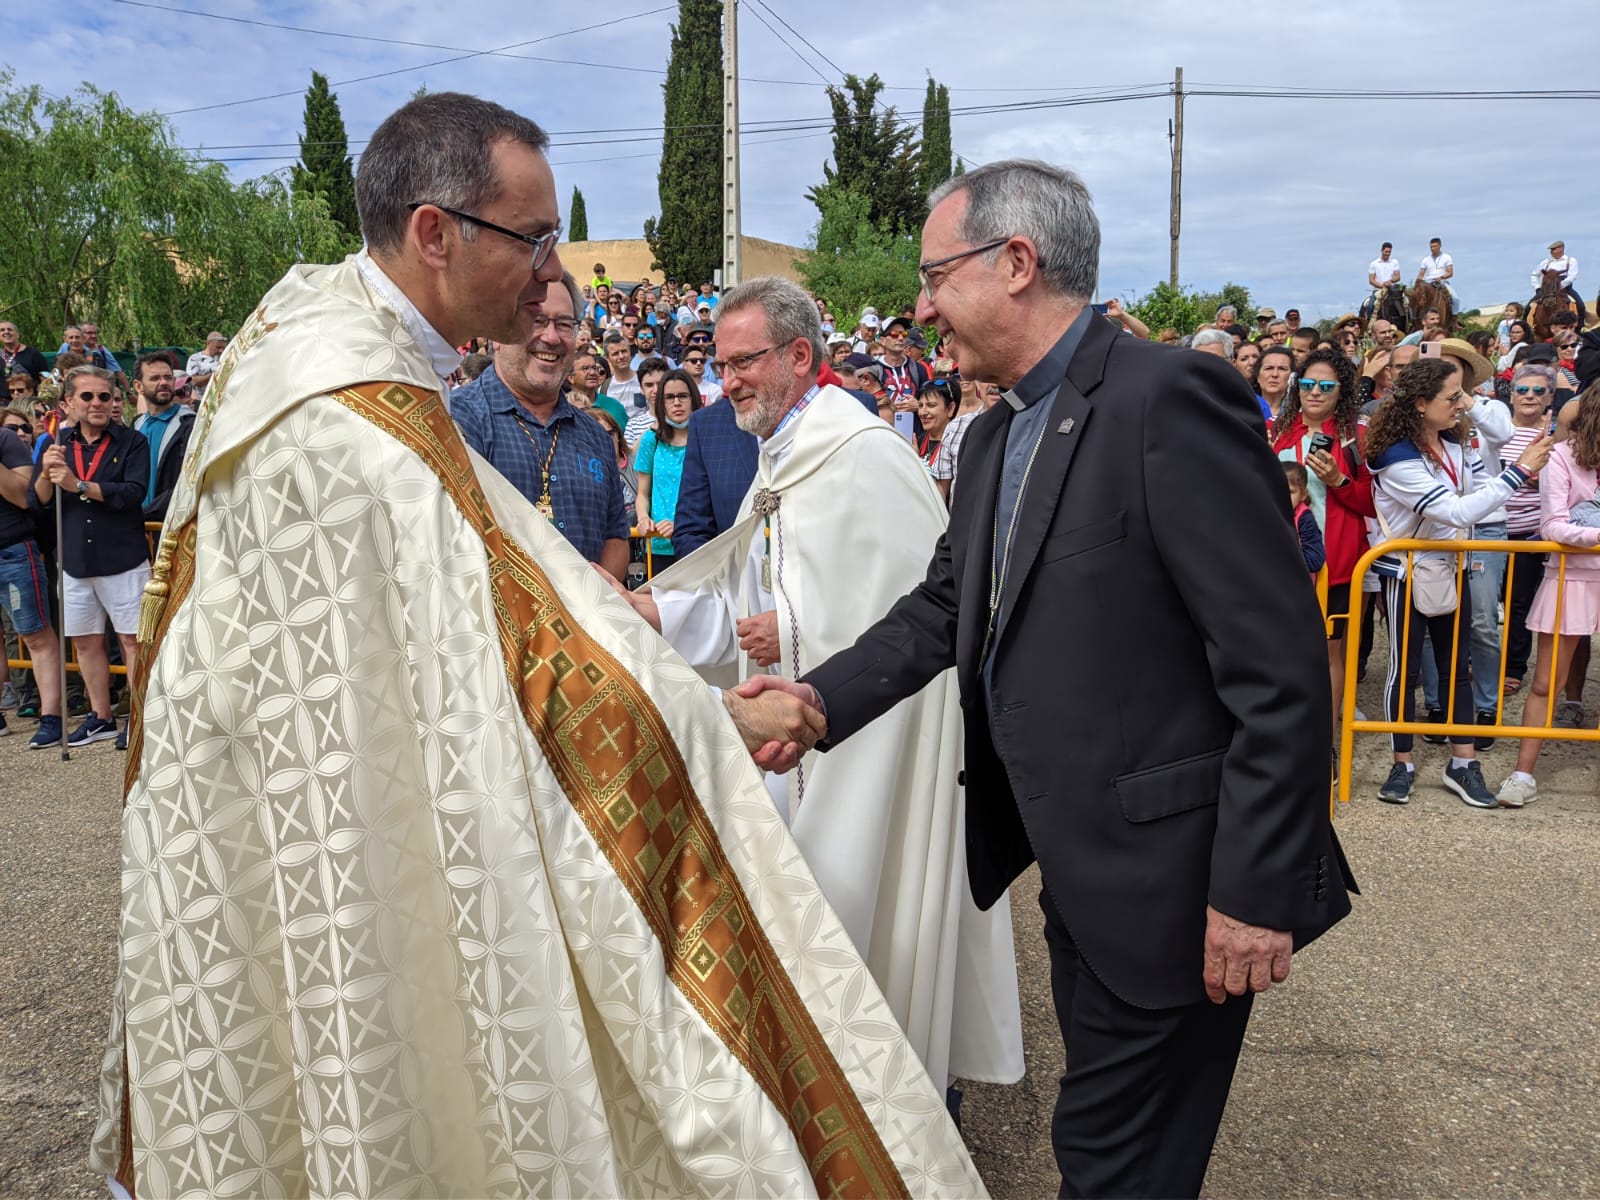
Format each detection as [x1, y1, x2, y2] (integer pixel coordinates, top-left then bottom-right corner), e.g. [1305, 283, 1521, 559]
[732, 380, 791, 439]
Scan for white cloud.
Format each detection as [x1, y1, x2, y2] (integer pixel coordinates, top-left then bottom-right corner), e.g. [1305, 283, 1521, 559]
[13, 0, 1598, 315]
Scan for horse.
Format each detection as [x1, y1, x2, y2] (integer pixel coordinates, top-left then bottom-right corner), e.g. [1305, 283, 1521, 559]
[1409, 279, 1454, 334]
[1371, 282, 1408, 332]
[1529, 268, 1578, 341]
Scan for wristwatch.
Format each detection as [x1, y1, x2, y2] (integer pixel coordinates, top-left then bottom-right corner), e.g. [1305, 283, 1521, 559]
[76, 480, 89, 497]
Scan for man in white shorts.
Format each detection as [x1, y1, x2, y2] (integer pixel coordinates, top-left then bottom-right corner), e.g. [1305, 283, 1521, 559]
[30, 365, 151, 749]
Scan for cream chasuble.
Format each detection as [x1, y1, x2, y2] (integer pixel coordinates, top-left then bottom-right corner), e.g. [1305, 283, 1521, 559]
[89, 257, 987, 1199]
[644, 387, 1025, 1094]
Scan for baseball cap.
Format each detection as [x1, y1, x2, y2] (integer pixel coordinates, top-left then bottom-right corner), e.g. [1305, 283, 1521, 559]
[906, 327, 927, 349]
[841, 353, 876, 371]
[881, 316, 911, 335]
[1255, 307, 1277, 320]
[685, 321, 715, 341]
[826, 332, 852, 348]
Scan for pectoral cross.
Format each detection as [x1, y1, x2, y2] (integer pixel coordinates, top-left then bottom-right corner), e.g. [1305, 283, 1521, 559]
[752, 489, 780, 593]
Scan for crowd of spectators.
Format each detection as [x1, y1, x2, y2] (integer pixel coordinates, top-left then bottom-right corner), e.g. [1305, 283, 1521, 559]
[6, 259, 1600, 809]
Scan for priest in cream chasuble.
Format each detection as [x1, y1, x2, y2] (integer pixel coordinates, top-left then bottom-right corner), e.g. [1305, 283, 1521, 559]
[90, 92, 986, 1200]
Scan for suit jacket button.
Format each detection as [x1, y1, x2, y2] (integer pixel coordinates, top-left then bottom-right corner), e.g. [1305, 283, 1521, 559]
[957, 770, 967, 787]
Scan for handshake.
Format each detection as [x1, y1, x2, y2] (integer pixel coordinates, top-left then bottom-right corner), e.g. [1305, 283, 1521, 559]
[723, 677, 827, 774]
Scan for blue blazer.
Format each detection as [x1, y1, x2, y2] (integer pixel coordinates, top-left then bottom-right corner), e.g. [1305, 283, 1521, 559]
[672, 397, 758, 558]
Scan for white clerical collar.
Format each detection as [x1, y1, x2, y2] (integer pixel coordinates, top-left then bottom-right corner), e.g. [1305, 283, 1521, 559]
[356, 248, 462, 387]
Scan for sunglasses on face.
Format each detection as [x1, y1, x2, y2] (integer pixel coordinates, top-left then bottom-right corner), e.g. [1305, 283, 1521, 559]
[684, 356, 705, 365]
[1297, 379, 1339, 394]
[76, 390, 115, 402]
[3, 422, 28, 433]
[1514, 385, 1550, 396]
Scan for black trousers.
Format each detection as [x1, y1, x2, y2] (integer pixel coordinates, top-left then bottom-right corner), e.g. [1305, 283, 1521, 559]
[1041, 889, 1253, 1199]
[1505, 534, 1546, 683]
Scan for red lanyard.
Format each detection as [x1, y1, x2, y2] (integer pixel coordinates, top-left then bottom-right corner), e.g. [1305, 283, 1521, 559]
[72, 433, 112, 483]
[1426, 445, 1459, 489]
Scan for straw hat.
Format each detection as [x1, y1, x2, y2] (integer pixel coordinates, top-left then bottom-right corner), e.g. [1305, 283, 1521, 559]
[1438, 338, 1495, 392]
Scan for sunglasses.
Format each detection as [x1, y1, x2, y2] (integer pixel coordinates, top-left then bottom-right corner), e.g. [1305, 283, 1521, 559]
[1514, 385, 1550, 396]
[3, 422, 28, 433]
[684, 356, 705, 364]
[76, 390, 115, 402]
[1297, 379, 1339, 394]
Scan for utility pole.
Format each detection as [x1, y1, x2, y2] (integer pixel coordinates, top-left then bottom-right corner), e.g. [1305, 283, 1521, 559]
[721, 0, 742, 288]
[1168, 66, 1183, 290]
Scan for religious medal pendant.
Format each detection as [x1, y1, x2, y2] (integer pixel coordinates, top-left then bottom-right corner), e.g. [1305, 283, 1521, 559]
[536, 493, 554, 519]
[761, 553, 772, 593]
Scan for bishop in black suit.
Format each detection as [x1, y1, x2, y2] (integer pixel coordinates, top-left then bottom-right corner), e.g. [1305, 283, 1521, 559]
[743, 160, 1355, 1198]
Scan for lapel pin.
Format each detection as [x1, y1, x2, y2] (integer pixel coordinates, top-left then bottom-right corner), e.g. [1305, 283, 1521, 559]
[1057, 418, 1075, 435]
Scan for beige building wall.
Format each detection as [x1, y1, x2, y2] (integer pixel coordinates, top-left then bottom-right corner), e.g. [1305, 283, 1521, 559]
[558, 237, 809, 286]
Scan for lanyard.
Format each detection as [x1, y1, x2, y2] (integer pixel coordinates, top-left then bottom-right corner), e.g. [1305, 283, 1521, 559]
[513, 412, 561, 513]
[73, 433, 113, 484]
[1426, 444, 1459, 489]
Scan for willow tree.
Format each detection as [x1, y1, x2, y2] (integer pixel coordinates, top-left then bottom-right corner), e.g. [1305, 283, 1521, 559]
[0, 75, 350, 347]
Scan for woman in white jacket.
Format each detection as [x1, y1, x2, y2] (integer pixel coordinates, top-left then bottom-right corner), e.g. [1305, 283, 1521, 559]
[1365, 358, 1552, 807]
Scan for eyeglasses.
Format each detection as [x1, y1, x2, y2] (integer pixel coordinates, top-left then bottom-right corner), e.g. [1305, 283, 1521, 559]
[711, 345, 779, 377]
[529, 315, 577, 336]
[406, 202, 561, 272]
[918, 237, 1013, 300]
[1514, 385, 1550, 396]
[1296, 379, 1339, 394]
[76, 390, 115, 402]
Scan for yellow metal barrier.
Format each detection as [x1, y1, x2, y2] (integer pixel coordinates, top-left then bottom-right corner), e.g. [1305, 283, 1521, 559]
[1337, 537, 1600, 807]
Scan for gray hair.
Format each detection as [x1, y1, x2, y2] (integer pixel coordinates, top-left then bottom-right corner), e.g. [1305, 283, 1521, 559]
[1511, 362, 1558, 391]
[553, 270, 583, 323]
[1191, 329, 1235, 359]
[713, 276, 825, 377]
[928, 159, 1100, 302]
[356, 92, 550, 255]
[854, 362, 883, 387]
[1215, 305, 1238, 324]
[62, 364, 115, 391]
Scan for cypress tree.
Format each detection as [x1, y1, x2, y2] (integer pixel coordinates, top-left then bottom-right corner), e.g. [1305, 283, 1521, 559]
[569, 185, 589, 242]
[644, 0, 723, 283]
[918, 78, 952, 198]
[290, 71, 359, 244]
[806, 74, 921, 235]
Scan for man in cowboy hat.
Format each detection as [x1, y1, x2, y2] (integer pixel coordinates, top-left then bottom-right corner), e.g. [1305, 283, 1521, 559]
[1252, 306, 1277, 341]
[1533, 240, 1584, 326]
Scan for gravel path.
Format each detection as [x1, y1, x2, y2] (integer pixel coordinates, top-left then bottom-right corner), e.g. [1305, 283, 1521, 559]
[3, 655, 1597, 1197]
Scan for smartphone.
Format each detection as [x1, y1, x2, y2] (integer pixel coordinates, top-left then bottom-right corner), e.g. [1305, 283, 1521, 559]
[1308, 433, 1335, 456]
[1418, 341, 1442, 359]
[1091, 303, 1110, 316]
[893, 411, 916, 442]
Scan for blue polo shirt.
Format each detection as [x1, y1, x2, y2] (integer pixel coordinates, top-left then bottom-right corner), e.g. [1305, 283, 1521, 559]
[138, 403, 184, 508]
[450, 366, 630, 563]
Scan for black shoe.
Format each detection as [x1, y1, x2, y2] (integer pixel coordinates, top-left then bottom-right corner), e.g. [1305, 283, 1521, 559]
[1475, 710, 1497, 751]
[16, 694, 40, 720]
[115, 726, 128, 751]
[1422, 707, 1449, 745]
[1378, 763, 1413, 804]
[945, 1085, 964, 1130]
[0, 712, 8, 737]
[1443, 759, 1497, 809]
[67, 692, 90, 717]
[67, 714, 117, 746]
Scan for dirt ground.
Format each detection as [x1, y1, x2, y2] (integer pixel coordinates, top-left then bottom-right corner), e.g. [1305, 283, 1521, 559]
[2, 653, 1597, 1197]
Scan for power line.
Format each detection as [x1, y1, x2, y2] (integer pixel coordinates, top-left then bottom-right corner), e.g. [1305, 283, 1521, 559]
[157, 6, 678, 116]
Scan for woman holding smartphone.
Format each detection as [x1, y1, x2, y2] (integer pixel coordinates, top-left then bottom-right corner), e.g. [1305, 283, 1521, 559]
[1272, 348, 1375, 740]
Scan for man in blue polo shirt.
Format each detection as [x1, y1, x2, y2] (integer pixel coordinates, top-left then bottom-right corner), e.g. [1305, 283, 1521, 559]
[451, 271, 630, 579]
[131, 353, 195, 523]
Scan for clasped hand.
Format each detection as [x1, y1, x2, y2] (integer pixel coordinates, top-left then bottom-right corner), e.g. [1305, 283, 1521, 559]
[723, 676, 826, 774]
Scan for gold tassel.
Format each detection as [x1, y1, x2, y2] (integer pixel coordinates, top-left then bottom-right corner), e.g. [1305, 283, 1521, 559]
[137, 530, 179, 644]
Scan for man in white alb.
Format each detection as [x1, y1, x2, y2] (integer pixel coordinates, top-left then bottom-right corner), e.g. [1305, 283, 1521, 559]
[604, 275, 1025, 1107]
[1416, 236, 1457, 304]
[1533, 239, 1585, 325]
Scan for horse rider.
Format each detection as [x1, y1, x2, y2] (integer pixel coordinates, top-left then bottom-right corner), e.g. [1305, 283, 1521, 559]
[1533, 240, 1585, 326]
[1415, 236, 1457, 306]
[1364, 241, 1403, 318]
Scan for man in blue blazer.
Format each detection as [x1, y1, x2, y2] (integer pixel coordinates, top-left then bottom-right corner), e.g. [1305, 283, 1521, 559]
[670, 395, 758, 558]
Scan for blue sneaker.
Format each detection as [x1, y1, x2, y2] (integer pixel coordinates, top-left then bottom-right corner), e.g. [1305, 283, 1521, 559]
[67, 714, 118, 746]
[27, 715, 63, 750]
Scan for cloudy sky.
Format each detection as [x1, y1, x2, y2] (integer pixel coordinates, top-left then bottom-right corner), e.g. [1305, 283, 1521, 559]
[15, 0, 1599, 318]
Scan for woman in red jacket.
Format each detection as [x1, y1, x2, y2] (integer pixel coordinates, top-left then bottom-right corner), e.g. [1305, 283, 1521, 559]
[1273, 348, 1377, 734]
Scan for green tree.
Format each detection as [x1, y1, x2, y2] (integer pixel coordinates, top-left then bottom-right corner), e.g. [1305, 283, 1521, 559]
[644, 0, 722, 283]
[793, 186, 919, 325]
[0, 74, 350, 347]
[807, 75, 922, 235]
[1125, 280, 1255, 337]
[918, 78, 952, 198]
[569, 185, 589, 242]
[290, 71, 360, 245]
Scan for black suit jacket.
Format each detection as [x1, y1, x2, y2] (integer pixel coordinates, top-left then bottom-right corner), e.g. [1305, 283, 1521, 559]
[804, 314, 1355, 1010]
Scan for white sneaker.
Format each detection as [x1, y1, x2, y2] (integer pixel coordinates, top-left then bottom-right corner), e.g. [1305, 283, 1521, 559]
[1496, 775, 1538, 808]
[1353, 708, 1367, 722]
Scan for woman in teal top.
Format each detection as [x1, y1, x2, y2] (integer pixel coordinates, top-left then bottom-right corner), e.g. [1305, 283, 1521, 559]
[633, 368, 704, 573]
